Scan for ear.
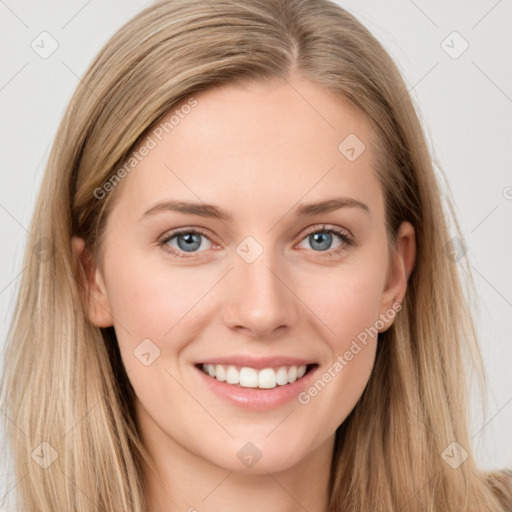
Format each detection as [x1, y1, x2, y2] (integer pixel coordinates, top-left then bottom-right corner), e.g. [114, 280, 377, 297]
[71, 236, 113, 328]
[377, 221, 416, 332]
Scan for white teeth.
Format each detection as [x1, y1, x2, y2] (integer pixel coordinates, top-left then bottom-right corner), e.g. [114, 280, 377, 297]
[239, 367, 258, 388]
[258, 368, 277, 389]
[276, 367, 288, 385]
[225, 365, 240, 384]
[200, 363, 309, 389]
[288, 366, 298, 383]
[215, 364, 226, 382]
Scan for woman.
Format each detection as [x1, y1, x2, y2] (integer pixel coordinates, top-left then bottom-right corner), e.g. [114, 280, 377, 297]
[1, 0, 511, 510]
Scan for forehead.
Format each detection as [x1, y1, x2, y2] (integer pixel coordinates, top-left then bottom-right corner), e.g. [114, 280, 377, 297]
[112, 74, 383, 224]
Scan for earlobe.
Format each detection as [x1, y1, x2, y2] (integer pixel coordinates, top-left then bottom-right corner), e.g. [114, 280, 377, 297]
[71, 236, 113, 328]
[378, 221, 416, 332]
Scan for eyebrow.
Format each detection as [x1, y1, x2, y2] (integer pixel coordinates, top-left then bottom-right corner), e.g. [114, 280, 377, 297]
[139, 197, 370, 221]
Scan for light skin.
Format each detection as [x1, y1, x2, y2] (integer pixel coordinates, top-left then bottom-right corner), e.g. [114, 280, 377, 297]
[73, 72, 415, 511]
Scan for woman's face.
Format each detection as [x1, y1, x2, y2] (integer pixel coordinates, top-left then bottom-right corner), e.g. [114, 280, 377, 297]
[79, 73, 414, 474]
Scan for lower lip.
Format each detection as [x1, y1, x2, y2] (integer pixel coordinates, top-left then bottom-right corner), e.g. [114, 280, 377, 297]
[194, 365, 319, 410]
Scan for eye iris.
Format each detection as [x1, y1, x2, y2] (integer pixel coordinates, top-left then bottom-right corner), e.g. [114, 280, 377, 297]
[310, 232, 332, 251]
[177, 233, 201, 252]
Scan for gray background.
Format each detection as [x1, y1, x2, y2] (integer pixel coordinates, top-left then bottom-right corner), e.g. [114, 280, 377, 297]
[1, 0, 511, 504]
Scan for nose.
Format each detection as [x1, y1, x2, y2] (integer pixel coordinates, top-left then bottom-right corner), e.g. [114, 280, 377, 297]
[222, 247, 300, 339]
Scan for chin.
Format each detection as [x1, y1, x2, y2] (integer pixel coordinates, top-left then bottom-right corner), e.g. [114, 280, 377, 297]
[202, 431, 316, 474]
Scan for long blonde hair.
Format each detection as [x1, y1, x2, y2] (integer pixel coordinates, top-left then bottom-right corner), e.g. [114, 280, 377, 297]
[1, 0, 511, 510]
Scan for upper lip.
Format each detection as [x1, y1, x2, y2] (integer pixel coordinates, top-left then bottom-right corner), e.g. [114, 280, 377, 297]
[196, 355, 317, 369]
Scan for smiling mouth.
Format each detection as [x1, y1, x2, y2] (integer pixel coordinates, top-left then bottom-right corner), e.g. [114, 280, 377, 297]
[196, 363, 318, 389]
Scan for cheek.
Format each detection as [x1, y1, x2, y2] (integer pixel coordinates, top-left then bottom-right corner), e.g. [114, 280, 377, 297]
[102, 253, 217, 396]
[293, 257, 386, 422]
[302, 259, 387, 348]
[103, 252, 216, 342]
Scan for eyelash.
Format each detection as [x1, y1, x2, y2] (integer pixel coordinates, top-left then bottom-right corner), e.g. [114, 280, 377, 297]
[158, 224, 354, 259]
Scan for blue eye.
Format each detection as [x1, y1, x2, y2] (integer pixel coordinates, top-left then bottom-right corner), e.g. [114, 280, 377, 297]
[297, 225, 352, 254]
[175, 232, 202, 252]
[308, 232, 334, 251]
[161, 230, 213, 257]
[159, 224, 353, 259]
